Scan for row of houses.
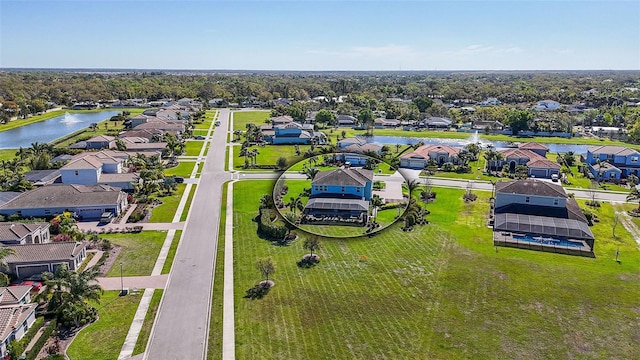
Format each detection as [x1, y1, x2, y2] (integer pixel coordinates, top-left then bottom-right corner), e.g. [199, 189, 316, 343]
[399, 142, 561, 179]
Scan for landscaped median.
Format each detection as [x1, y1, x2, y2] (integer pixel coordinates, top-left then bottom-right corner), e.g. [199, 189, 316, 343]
[226, 180, 640, 359]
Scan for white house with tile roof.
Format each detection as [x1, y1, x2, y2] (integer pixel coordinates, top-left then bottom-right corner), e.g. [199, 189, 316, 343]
[3, 242, 87, 279]
[0, 223, 50, 245]
[0, 303, 37, 357]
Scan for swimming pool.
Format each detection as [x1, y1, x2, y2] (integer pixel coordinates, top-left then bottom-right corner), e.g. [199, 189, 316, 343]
[512, 234, 584, 248]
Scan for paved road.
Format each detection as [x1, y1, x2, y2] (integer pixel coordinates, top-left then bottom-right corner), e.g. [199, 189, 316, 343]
[146, 110, 231, 360]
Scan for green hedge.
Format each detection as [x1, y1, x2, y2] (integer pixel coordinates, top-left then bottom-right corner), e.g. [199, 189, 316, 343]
[257, 208, 287, 240]
[8, 317, 44, 360]
[25, 319, 57, 360]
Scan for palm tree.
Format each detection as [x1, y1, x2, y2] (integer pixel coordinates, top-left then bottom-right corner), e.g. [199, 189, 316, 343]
[0, 247, 16, 286]
[259, 194, 274, 209]
[406, 179, 419, 197]
[627, 187, 640, 212]
[370, 194, 384, 220]
[304, 167, 319, 180]
[288, 196, 304, 214]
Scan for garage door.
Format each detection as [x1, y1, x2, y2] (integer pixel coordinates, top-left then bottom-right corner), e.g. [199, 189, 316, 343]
[410, 160, 425, 169]
[16, 264, 50, 279]
[529, 168, 548, 178]
[76, 208, 105, 221]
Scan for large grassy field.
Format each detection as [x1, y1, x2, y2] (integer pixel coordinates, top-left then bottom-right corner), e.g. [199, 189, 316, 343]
[230, 180, 640, 359]
[102, 231, 167, 277]
[232, 110, 270, 131]
[67, 290, 142, 360]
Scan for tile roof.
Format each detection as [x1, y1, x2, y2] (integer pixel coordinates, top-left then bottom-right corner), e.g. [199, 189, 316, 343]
[313, 167, 373, 186]
[0, 184, 123, 210]
[0, 303, 37, 342]
[0, 286, 31, 306]
[587, 145, 640, 156]
[99, 173, 139, 182]
[499, 149, 559, 169]
[0, 223, 49, 242]
[86, 135, 115, 143]
[495, 179, 567, 198]
[4, 242, 85, 264]
[340, 143, 382, 154]
[125, 142, 168, 150]
[591, 162, 620, 172]
[401, 144, 461, 159]
[518, 142, 549, 151]
[61, 157, 103, 170]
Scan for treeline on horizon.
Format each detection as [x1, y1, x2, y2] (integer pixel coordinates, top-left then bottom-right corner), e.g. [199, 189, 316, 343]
[1, 70, 640, 140]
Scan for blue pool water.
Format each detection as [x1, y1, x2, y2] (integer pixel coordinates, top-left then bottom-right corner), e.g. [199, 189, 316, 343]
[512, 234, 583, 248]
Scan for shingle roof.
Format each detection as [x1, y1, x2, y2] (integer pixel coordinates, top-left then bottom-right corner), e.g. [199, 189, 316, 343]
[0, 303, 37, 342]
[4, 242, 85, 263]
[0, 223, 48, 242]
[401, 144, 461, 159]
[341, 143, 382, 154]
[0, 193, 21, 207]
[313, 167, 373, 186]
[591, 162, 620, 172]
[0, 286, 31, 306]
[495, 179, 567, 198]
[588, 145, 640, 156]
[0, 184, 123, 210]
[86, 135, 115, 143]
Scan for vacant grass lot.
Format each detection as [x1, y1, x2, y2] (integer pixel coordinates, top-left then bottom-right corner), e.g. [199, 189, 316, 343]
[232, 145, 309, 169]
[233, 110, 270, 131]
[231, 180, 640, 359]
[103, 231, 167, 277]
[67, 291, 142, 360]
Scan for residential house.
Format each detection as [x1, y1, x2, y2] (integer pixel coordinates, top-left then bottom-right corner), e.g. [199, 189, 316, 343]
[336, 137, 382, 166]
[586, 145, 640, 180]
[532, 99, 561, 111]
[60, 151, 138, 190]
[518, 142, 549, 157]
[0, 223, 50, 245]
[3, 241, 87, 279]
[262, 122, 326, 145]
[85, 135, 116, 150]
[271, 115, 295, 126]
[400, 145, 461, 169]
[472, 120, 503, 130]
[0, 184, 128, 221]
[493, 179, 594, 254]
[336, 115, 357, 127]
[0, 302, 37, 357]
[0, 286, 32, 305]
[479, 98, 501, 107]
[303, 167, 373, 222]
[489, 148, 560, 179]
[374, 118, 400, 128]
[421, 117, 452, 129]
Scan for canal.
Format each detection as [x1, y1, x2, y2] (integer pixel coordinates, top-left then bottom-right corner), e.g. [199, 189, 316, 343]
[0, 111, 120, 149]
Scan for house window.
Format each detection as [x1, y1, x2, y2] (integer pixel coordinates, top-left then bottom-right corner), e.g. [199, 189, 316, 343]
[554, 199, 559, 206]
[357, 187, 360, 192]
[342, 186, 345, 192]
[525, 196, 530, 203]
[632, 157, 639, 163]
[44, 210, 51, 215]
[74, 170, 79, 176]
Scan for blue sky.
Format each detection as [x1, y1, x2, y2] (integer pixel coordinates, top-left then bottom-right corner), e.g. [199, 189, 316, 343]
[1, 1, 638, 70]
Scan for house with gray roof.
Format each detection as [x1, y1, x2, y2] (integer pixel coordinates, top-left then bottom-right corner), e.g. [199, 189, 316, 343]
[60, 151, 139, 190]
[336, 114, 357, 127]
[0, 184, 128, 221]
[0, 286, 31, 306]
[22, 169, 61, 186]
[586, 145, 640, 181]
[493, 179, 594, 255]
[336, 137, 383, 166]
[3, 242, 87, 279]
[0, 223, 50, 245]
[85, 135, 116, 150]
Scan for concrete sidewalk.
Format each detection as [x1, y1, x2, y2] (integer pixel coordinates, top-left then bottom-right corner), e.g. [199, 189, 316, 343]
[96, 275, 168, 290]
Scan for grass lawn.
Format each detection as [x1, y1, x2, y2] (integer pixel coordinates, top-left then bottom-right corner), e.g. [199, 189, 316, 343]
[207, 182, 228, 359]
[165, 161, 195, 178]
[180, 185, 197, 221]
[193, 129, 209, 136]
[149, 184, 187, 223]
[103, 231, 167, 277]
[132, 289, 164, 356]
[231, 180, 640, 359]
[162, 230, 182, 274]
[0, 149, 17, 161]
[67, 291, 142, 360]
[184, 141, 204, 156]
[233, 144, 309, 170]
[232, 110, 270, 131]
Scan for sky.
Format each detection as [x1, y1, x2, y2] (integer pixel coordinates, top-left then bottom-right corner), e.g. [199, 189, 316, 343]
[1, 0, 639, 71]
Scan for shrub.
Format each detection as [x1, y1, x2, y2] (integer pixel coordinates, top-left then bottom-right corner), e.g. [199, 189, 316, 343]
[244, 282, 271, 299]
[463, 192, 478, 202]
[25, 319, 57, 360]
[7, 317, 44, 360]
[256, 208, 287, 240]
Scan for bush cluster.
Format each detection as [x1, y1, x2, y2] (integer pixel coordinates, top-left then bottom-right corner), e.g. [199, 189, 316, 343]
[256, 208, 287, 240]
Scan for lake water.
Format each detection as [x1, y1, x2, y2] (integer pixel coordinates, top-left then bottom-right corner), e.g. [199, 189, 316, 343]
[0, 111, 120, 149]
[365, 135, 589, 154]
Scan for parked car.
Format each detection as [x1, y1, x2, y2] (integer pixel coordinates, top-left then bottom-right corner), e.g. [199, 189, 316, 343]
[174, 176, 185, 183]
[194, 135, 206, 140]
[99, 211, 114, 224]
[215, 120, 221, 126]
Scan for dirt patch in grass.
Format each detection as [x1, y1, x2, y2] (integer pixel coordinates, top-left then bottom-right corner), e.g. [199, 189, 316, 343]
[98, 245, 122, 276]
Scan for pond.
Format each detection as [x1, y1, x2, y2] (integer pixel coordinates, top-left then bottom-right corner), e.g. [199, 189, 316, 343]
[0, 111, 120, 149]
[364, 135, 589, 154]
